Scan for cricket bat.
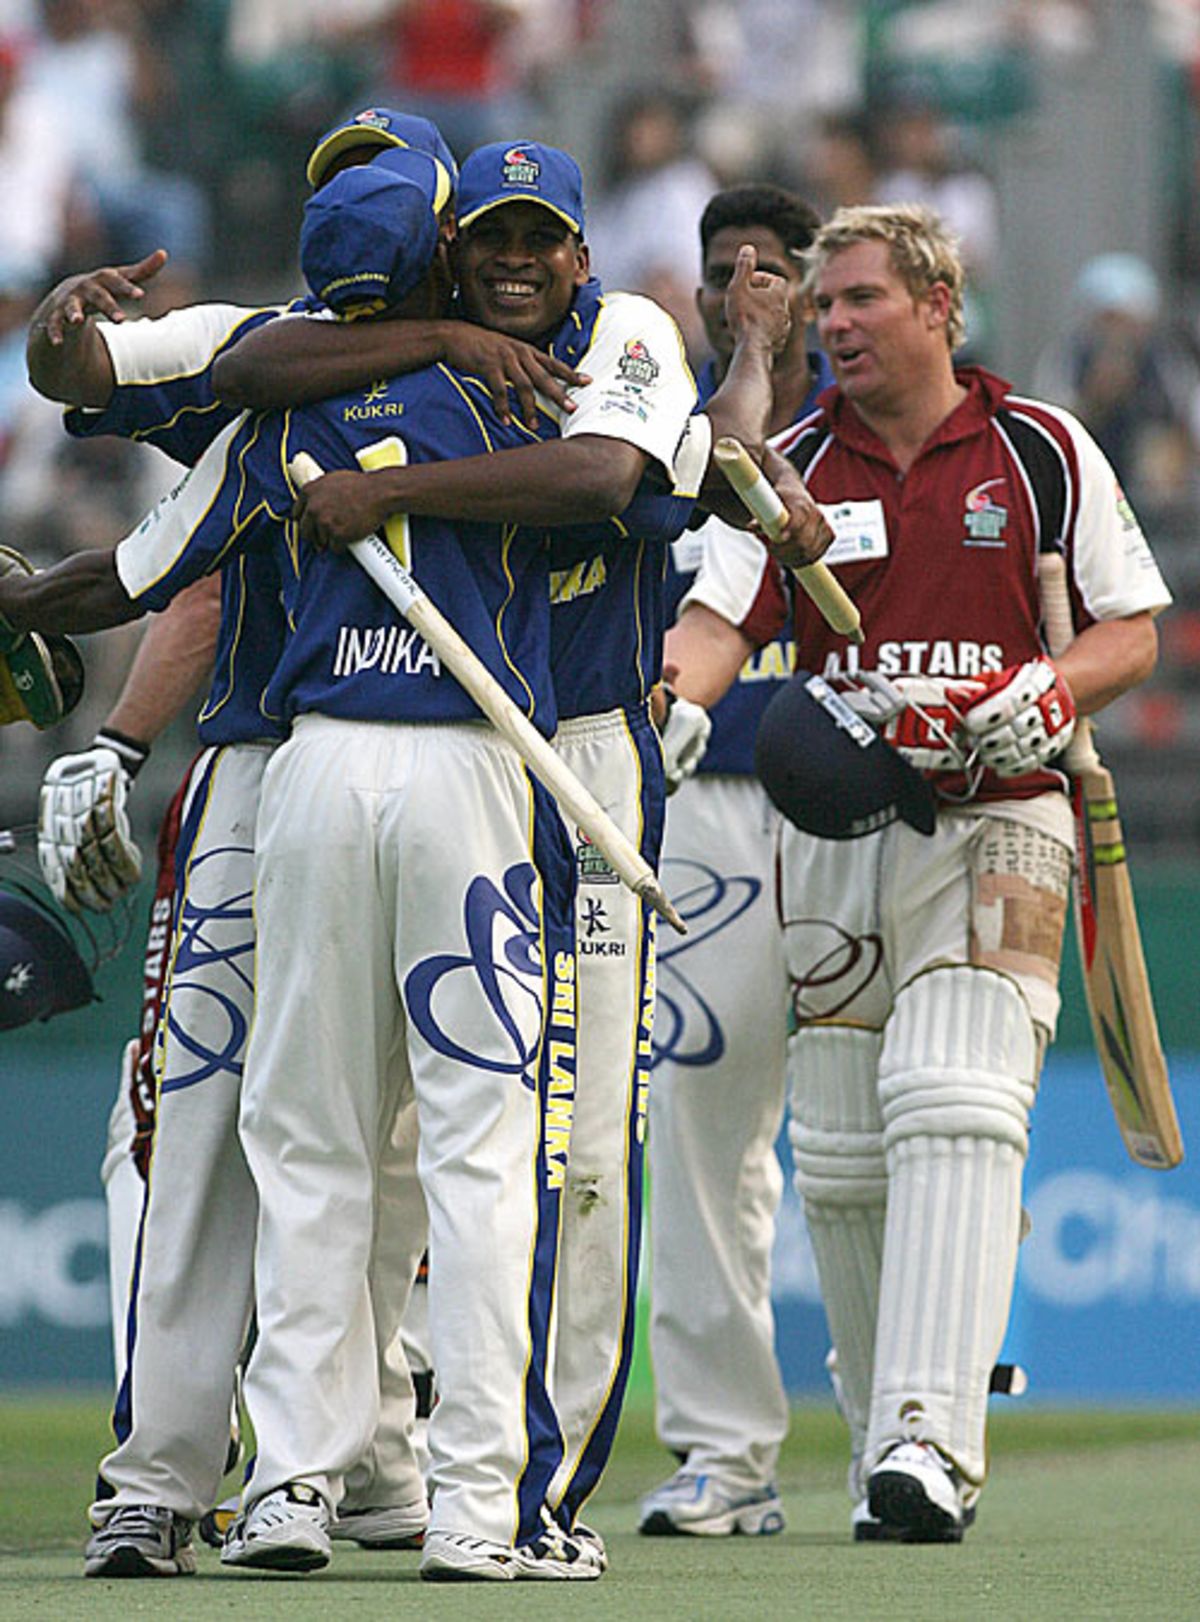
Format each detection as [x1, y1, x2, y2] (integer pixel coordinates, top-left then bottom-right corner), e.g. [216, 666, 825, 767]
[1038, 551, 1183, 1169]
[289, 451, 687, 936]
[712, 437, 864, 644]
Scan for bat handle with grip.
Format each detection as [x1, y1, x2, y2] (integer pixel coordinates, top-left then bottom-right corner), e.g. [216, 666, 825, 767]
[288, 452, 687, 935]
[1037, 551, 1102, 774]
[712, 436, 864, 644]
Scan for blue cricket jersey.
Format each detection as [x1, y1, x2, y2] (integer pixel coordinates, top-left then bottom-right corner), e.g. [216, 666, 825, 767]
[116, 364, 558, 735]
[542, 279, 705, 720]
[63, 298, 318, 745]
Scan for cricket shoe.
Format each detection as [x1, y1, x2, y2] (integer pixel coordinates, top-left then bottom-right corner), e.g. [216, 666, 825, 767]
[330, 1497, 429, 1549]
[419, 1524, 602, 1582]
[853, 1493, 977, 1543]
[197, 1492, 240, 1550]
[84, 1504, 197, 1578]
[220, 1482, 332, 1572]
[638, 1468, 785, 1537]
[867, 1441, 967, 1543]
[566, 1521, 608, 1572]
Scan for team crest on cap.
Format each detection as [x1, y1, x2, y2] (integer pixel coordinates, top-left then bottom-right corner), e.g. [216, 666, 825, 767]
[502, 145, 540, 187]
[618, 338, 660, 386]
[354, 108, 394, 130]
[962, 477, 1008, 547]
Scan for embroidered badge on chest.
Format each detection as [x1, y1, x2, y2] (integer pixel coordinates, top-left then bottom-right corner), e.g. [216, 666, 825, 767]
[962, 478, 1009, 547]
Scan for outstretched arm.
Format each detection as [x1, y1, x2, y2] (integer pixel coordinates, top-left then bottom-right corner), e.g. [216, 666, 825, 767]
[0, 550, 142, 636]
[27, 250, 169, 407]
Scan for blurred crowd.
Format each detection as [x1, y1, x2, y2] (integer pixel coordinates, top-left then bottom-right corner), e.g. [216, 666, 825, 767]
[4, 0, 1200, 851]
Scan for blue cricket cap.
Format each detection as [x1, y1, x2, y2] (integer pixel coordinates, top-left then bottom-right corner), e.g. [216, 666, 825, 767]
[300, 148, 443, 317]
[306, 105, 458, 194]
[457, 141, 585, 236]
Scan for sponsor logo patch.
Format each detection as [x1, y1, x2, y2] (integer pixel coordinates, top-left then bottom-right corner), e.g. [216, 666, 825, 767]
[502, 145, 539, 187]
[618, 338, 660, 386]
[962, 477, 1009, 547]
[576, 829, 618, 885]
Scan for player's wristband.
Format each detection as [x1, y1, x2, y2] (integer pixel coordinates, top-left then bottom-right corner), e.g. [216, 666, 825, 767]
[95, 726, 151, 781]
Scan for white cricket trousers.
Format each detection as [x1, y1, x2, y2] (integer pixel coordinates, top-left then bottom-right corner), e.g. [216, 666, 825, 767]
[95, 742, 271, 1521]
[240, 715, 575, 1546]
[648, 773, 790, 1491]
[547, 705, 664, 1526]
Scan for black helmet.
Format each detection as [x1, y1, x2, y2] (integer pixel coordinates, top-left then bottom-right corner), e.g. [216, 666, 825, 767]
[0, 883, 96, 1029]
[0, 827, 131, 1031]
[755, 671, 937, 840]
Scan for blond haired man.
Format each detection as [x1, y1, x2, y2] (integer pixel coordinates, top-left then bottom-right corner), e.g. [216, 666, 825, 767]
[770, 204, 1169, 1539]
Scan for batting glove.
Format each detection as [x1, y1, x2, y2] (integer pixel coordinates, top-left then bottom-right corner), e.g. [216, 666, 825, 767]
[660, 689, 712, 795]
[834, 672, 986, 774]
[952, 656, 1076, 777]
[38, 728, 149, 913]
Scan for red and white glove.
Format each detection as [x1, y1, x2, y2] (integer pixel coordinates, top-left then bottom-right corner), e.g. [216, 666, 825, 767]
[952, 657, 1076, 777]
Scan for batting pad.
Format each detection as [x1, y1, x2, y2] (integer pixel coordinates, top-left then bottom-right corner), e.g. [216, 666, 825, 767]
[788, 1023, 885, 1494]
[867, 967, 1036, 1493]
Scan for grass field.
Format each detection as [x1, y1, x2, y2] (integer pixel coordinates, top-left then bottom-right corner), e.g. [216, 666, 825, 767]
[2, 1395, 1198, 1620]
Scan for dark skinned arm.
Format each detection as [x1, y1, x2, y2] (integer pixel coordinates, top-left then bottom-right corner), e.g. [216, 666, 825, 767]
[0, 551, 144, 637]
[26, 250, 169, 407]
[293, 247, 780, 549]
[212, 313, 590, 429]
[294, 435, 648, 548]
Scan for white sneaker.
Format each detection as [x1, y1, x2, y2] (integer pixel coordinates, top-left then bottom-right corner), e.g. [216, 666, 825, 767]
[330, 1498, 428, 1549]
[419, 1525, 602, 1582]
[84, 1504, 197, 1578]
[867, 1441, 966, 1543]
[568, 1521, 608, 1572]
[220, 1482, 332, 1572]
[638, 1469, 785, 1537]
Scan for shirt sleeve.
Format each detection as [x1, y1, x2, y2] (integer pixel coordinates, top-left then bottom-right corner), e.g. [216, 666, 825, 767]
[66, 301, 288, 465]
[556, 292, 697, 482]
[678, 513, 789, 645]
[115, 411, 289, 608]
[1057, 407, 1174, 623]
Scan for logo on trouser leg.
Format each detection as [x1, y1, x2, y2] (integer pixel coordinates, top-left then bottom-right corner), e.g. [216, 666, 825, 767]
[405, 862, 546, 1088]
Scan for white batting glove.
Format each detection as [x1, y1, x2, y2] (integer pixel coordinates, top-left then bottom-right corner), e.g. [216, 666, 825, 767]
[38, 729, 148, 913]
[660, 690, 712, 795]
[952, 656, 1076, 777]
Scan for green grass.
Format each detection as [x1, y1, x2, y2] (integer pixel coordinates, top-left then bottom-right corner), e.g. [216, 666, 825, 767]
[2, 1395, 1199, 1620]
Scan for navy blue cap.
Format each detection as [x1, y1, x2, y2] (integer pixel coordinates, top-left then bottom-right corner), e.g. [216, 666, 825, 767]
[457, 141, 585, 235]
[300, 148, 443, 317]
[306, 106, 458, 193]
[755, 671, 936, 840]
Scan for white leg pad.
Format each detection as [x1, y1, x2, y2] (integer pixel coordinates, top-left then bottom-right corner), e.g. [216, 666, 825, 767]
[868, 967, 1037, 1494]
[788, 1024, 886, 1492]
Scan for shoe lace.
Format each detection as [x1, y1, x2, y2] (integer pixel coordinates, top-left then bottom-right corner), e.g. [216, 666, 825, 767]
[94, 1504, 188, 1546]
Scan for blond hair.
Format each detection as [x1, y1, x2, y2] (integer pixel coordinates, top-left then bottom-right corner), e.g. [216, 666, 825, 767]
[803, 203, 968, 351]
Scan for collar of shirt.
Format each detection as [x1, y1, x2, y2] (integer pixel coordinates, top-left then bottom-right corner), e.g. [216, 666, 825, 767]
[817, 363, 1014, 468]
